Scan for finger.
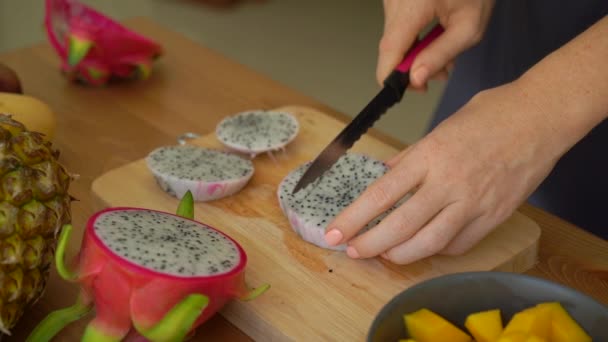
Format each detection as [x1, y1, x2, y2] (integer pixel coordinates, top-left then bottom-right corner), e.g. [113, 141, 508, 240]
[376, 6, 428, 85]
[324, 159, 426, 247]
[407, 83, 428, 93]
[446, 60, 455, 72]
[409, 20, 482, 88]
[440, 215, 500, 256]
[386, 148, 409, 168]
[382, 0, 399, 31]
[346, 183, 448, 258]
[381, 202, 472, 264]
[431, 69, 450, 81]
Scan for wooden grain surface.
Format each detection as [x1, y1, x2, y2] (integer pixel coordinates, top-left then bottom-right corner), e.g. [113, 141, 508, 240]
[0, 17, 606, 341]
[91, 105, 540, 341]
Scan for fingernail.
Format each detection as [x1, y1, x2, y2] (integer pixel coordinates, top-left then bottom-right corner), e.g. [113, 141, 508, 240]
[346, 246, 360, 259]
[324, 229, 343, 246]
[412, 66, 428, 86]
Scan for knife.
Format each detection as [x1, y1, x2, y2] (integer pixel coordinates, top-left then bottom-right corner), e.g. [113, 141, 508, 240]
[292, 24, 445, 194]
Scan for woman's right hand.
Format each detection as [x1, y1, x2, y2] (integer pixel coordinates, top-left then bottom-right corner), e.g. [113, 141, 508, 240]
[378, 0, 495, 90]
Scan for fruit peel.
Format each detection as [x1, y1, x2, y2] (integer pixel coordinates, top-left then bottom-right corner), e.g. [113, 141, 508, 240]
[45, 0, 163, 86]
[27, 191, 270, 341]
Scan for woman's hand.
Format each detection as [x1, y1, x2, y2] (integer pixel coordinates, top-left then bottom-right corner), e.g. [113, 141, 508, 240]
[324, 81, 564, 264]
[378, 0, 495, 89]
[328, 9, 608, 265]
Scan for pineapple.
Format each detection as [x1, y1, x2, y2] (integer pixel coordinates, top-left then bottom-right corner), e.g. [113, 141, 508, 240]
[0, 113, 72, 334]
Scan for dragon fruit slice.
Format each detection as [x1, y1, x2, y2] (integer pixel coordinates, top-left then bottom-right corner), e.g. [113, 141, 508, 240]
[44, 0, 163, 86]
[278, 153, 410, 251]
[146, 145, 255, 202]
[27, 191, 269, 342]
[216, 110, 299, 158]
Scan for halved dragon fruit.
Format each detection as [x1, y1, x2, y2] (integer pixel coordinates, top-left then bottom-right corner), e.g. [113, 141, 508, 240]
[277, 153, 409, 251]
[27, 192, 269, 342]
[44, 0, 163, 86]
[216, 110, 299, 158]
[146, 145, 255, 202]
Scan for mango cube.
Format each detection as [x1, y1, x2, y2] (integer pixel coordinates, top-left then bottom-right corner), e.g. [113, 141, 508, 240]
[464, 309, 503, 342]
[404, 308, 471, 342]
[496, 331, 530, 342]
[501, 305, 551, 339]
[536, 302, 591, 342]
[525, 335, 547, 342]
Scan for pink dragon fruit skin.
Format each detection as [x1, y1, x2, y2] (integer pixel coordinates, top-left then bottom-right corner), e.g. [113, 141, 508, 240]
[27, 192, 269, 342]
[44, 0, 163, 86]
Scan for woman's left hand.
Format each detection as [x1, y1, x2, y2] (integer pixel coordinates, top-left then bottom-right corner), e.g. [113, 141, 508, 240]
[323, 81, 562, 264]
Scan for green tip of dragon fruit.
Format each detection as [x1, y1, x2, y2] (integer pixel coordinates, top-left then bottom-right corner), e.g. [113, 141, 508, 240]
[134, 294, 209, 341]
[241, 283, 271, 301]
[176, 190, 195, 219]
[55, 224, 78, 281]
[67, 35, 93, 67]
[135, 61, 152, 80]
[25, 295, 92, 342]
[81, 324, 125, 342]
[87, 67, 109, 81]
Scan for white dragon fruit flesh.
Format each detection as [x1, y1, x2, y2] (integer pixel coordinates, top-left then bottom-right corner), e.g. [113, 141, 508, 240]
[94, 209, 241, 276]
[277, 153, 409, 251]
[146, 145, 254, 202]
[215, 110, 299, 157]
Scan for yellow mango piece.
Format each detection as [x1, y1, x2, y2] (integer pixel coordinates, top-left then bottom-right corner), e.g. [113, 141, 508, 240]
[525, 335, 546, 342]
[536, 302, 591, 342]
[0, 92, 56, 140]
[496, 331, 529, 342]
[502, 305, 551, 339]
[398, 340, 417, 342]
[464, 309, 503, 342]
[404, 308, 471, 342]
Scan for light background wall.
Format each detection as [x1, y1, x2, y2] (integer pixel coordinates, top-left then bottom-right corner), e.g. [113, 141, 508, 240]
[0, 0, 445, 144]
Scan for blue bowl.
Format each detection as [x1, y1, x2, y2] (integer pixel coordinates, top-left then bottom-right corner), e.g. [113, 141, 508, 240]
[367, 271, 608, 341]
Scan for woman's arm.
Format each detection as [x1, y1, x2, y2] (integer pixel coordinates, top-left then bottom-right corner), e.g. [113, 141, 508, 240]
[515, 15, 608, 160]
[324, 15, 608, 264]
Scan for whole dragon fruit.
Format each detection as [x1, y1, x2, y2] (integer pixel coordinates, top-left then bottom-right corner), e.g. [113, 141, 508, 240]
[27, 191, 269, 342]
[44, 0, 163, 86]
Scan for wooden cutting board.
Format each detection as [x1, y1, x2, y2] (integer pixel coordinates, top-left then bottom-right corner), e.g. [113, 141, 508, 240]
[91, 105, 540, 341]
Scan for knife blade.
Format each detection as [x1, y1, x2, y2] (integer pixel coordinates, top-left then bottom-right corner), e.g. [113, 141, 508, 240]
[292, 24, 445, 194]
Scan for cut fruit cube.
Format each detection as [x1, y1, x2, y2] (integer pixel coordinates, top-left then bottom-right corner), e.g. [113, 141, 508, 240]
[496, 331, 529, 342]
[536, 302, 591, 342]
[403, 308, 471, 342]
[525, 335, 547, 342]
[464, 309, 503, 342]
[502, 305, 551, 339]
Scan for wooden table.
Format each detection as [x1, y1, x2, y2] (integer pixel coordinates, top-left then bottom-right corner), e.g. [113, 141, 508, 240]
[1, 18, 606, 341]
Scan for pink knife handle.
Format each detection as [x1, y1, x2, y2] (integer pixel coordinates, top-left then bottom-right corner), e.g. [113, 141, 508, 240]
[395, 24, 445, 73]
